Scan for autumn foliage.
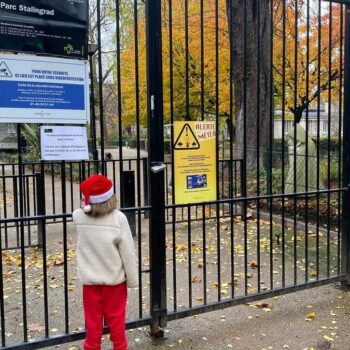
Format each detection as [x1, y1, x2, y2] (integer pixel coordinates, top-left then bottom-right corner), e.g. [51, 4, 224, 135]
[114, 0, 343, 128]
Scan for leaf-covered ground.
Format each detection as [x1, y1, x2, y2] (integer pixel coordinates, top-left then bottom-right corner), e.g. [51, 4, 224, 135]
[0, 212, 343, 349]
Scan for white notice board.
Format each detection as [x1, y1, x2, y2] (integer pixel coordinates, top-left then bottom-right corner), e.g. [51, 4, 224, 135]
[40, 126, 89, 160]
[0, 54, 89, 124]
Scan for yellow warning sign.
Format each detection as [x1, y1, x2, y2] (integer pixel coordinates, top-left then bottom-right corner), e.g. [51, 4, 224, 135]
[173, 121, 217, 204]
[174, 123, 200, 150]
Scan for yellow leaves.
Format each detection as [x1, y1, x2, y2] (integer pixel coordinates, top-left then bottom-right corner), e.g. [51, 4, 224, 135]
[323, 335, 334, 342]
[234, 244, 244, 254]
[204, 207, 213, 218]
[3, 252, 21, 267]
[305, 311, 316, 322]
[273, 0, 342, 113]
[121, 0, 231, 127]
[2, 250, 77, 274]
[191, 246, 201, 254]
[175, 243, 187, 252]
[310, 270, 318, 278]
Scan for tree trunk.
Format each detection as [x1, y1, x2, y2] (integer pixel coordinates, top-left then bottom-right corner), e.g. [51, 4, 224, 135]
[227, 0, 271, 171]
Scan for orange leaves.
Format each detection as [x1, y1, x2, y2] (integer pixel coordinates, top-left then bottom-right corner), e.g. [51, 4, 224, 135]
[120, 0, 231, 128]
[192, 276, 202, 284]
[28, 323, 45, 333]
[273, 1, 342, 113]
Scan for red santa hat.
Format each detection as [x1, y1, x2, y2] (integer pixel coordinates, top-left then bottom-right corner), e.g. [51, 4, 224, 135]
[80, 175, 114, 213]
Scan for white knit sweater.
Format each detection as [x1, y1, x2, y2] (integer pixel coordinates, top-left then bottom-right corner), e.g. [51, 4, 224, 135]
[73, 208, 138, 287]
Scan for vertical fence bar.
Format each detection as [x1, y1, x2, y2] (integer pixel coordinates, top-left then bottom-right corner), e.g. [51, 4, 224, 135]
[342, 3, 350, 285]
[256, 0, 261, 293]
[185, 0, 189, 121]
[327, 3, 333, 277]
[96, 0, 105, 170]
[202, 203, 207, 304]
[36, 171, 45, 248]
[316, 0, 322, 280]
[0, 224, 5, 347]
[281, 0, 286, 288]
[89, 50, 99, 162]
[305, 0, 310, 283]
[338, 5, 344, 275]
[243, 0, 248, 296]
[269, 0, 274, 291]
[116, 0, 124, 199]
[17, 123, 28, 342]
[61, 161, 69, 333]
[187, 206, 192, 307]
[146, 0, 167, 335]
[214, 0, 221, 302]
[133, 0, 141, 225]
[293, 0, 298, 284]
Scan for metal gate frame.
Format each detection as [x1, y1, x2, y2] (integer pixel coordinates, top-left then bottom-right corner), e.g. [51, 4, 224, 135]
[0, 0, 350, 349]
[146, 0, 350, 332]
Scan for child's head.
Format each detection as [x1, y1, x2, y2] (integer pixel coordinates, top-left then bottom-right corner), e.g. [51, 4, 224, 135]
[80, 175, 117, 217]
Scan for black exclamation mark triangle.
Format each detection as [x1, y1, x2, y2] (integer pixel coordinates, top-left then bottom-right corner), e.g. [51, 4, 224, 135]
[174, 123, 200, 150]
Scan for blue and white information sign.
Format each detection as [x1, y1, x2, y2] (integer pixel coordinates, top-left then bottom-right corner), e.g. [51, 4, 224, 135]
[0, 54, 89, 124]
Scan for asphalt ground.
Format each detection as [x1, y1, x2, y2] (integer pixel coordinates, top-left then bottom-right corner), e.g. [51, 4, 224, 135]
[44, 284, 350, 350]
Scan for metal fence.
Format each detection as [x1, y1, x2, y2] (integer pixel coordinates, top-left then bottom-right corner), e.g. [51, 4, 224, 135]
[0, 0, 349, 349]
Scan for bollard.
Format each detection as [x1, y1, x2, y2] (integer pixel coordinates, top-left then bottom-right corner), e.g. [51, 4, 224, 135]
[121, 170, 136, 237]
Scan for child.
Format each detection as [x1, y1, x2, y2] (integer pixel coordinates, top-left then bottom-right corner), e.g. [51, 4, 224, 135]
[73, 174, 138, 350]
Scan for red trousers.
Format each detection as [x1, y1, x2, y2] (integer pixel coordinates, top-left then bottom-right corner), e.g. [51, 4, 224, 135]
[83, 283, 128, 350]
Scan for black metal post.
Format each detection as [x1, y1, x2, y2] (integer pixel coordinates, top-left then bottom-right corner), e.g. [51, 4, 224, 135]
[96, 0, 105, 173]
[17, 123, 28, 341]
[121, 170, 136, 237]
[142, 157, 149, 218]
[145, 0, 167, 336]
[36, 172, 46, 248]
[88, 50, 99, 163]
[342, 4, 350, 285]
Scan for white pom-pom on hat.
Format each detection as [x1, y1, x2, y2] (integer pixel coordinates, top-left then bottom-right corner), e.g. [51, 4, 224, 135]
[83, 205, 92, 213]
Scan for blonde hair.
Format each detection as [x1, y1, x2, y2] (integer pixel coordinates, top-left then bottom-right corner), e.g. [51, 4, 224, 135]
[86, 194, 117, 217]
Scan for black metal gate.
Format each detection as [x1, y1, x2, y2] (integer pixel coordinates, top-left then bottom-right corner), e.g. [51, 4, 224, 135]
[0, 0, 349, 348]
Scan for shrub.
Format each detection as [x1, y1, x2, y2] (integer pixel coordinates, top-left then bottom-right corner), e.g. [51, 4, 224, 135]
[320, 160, 341, 187]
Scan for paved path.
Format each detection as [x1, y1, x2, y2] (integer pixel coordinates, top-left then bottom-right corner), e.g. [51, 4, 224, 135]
[43, 283, 350, 350]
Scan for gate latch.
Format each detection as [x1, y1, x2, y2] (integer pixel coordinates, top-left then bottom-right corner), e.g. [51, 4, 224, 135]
[151, 162, 166, 173]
